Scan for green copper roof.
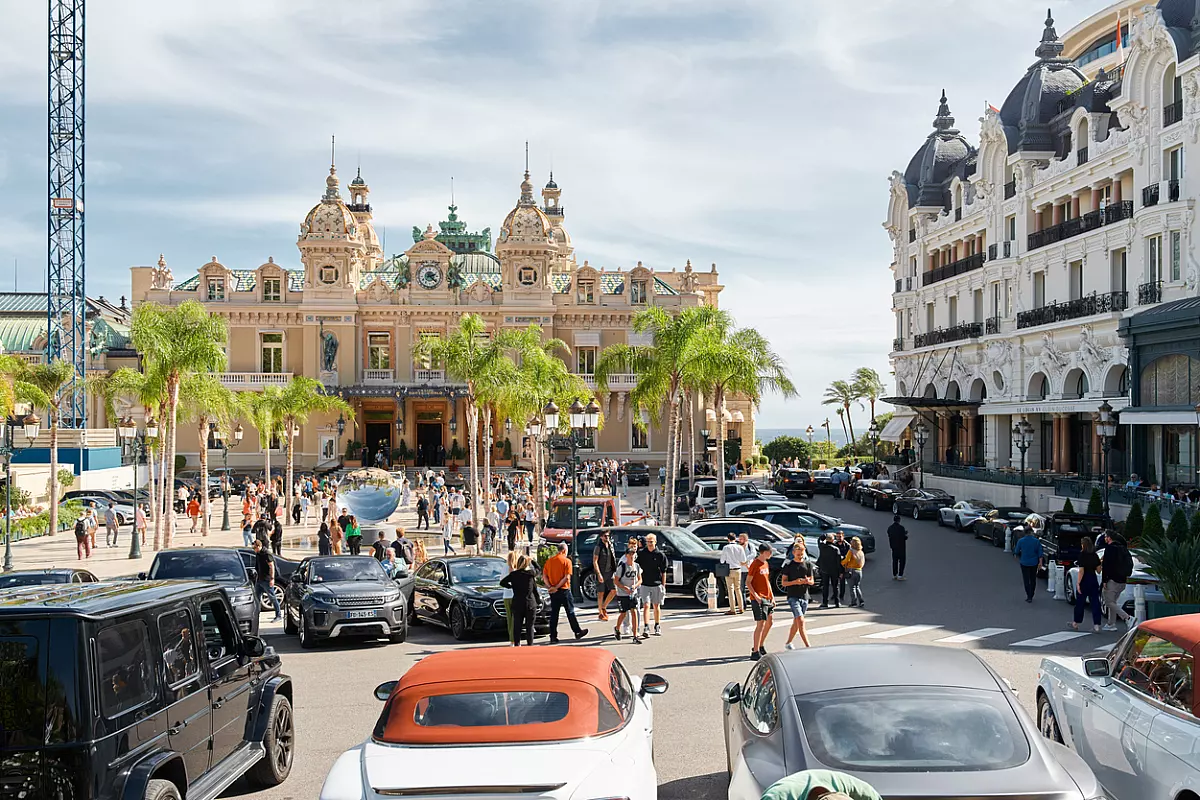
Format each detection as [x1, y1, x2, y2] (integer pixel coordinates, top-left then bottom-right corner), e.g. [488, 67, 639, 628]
[0, 317, 47, 353]
[175, 270, 304, 293]
[411, 205, 492, 254]
[548, 274, 677, 296]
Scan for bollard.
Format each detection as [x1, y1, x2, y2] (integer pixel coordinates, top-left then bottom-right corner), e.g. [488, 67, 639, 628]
[1134, 584, 1147, 625]
[1053, 564, 1067, 601]
[707, 571, 719, 613]
[1004, 527, 1013, 553]
[1046, 562, 1056, 595]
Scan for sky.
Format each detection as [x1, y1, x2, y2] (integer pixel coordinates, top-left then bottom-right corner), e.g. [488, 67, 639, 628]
[0, 0, 1110, 429]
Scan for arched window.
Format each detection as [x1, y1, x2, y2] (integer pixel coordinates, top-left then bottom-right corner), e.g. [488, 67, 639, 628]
[1076, 371, 1089, 398]
[1140, 354, 1200, 406]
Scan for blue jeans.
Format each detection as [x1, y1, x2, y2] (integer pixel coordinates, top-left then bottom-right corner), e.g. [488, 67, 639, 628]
[242, 528, 254, 547]
[256, 579, 280, 618]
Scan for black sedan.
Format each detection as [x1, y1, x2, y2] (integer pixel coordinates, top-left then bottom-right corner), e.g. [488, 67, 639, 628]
[745, 509, 876, 553]
[282, 556, 408, 648]
[892, 488, 955, 520]
[572, 525, 729, 605]
[0, 568, 98, 588]
[773, 468, 815, 498]
[856, 480, 904, 511]
[972, 506, 1034, 547]
[410, 555, 550, 640]
[721, 643, 1103, 800]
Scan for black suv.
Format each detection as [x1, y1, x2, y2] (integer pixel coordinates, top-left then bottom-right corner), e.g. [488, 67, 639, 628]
[573, 525, 726, 605]
[142, 549, 260, 635]
[624, 462, 650, 486]
[773, 468, 815, 498]
[0, 581, 294, 800]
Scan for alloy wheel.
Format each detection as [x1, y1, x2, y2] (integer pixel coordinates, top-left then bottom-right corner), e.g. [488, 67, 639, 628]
[273, 702, 294, 772]
[1038, 696, 1063, 743]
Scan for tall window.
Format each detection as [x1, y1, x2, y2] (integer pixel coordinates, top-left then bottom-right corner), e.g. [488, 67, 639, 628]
[1167, 146, 1184, 182]
[263, 277, 281, 302]
[973, 289, 983, 323]
[260, 332, 283, 374]
[1069, 261, 1084, 300]
[417, 332, 439, 369]
[948, 296, 957, 327]
[206, 277, 225, 302]
[1171, 231, 1182, 282]
[1033, 272, 1045, 308]
[1006, 216, 1016, 242]
[630, 280, 648, 304]
[895, 312, 903, 339]
[925, 303, 935, 332]
[991, 282, 1001, 318]
[367, 332, 391, 370]
[1149, 235, 1163, 284]
[577, 347, 596, 375]
[577, 279, 595, 304]
[631, 419, 649, 451]
[1112, 249, 1127, 293]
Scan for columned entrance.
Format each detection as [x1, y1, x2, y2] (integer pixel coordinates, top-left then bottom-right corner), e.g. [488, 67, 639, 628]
[413, 402, 447, 467]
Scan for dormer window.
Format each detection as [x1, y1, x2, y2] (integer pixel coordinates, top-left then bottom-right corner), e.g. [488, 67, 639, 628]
[577, 279, 595, 304]
[206, 277, 225, 302]
[631, 279, 648, 304]
[263, 277, 282, 302]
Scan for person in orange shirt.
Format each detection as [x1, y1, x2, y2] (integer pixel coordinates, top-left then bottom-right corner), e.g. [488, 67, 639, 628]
[542, 542, 588, 644]
[747, 544, 775, 661]
[187, 495, 201, 533]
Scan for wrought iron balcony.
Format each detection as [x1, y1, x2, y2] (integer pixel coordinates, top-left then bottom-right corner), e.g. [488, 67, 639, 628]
[1138, 280, 1162, 305]
[985, 316, 1000, 335]
[1015, 291, 1128, 329]
[1004, 179, 1017, 200]
[1028, 202, 1130, 251]
[913, 322, 982, 349]
[1077, 147, 1089, 165]
[1144, 183, 1160, 207]
[922, 252, 985, 287]
[893, 337, 904, 352]
[347, 203, 372, 213]
[1003, 240, 1012, 258]
[544, 205, 564, 217]
[1169, 179, 1181, 203]
[1105, 200, 1134, 224]
[1165, 99, 1183, 127]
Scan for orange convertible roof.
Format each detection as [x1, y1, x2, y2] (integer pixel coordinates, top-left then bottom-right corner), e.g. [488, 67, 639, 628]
[399, 646, 617, 691]
[1142, 613, 1200, 656]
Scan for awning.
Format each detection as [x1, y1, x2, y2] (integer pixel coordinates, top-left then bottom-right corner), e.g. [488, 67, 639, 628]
[732, 410, 745, 423]
[1117, 409, 1199, 426]
[880, 412, 917, 442]
[574, 331, 600, 347]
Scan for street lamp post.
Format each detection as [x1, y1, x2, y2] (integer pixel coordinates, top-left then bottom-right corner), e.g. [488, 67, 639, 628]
[118, 416, 158, 561]
[914, 421, 929, 489]
[805, 425, 814, 468]
[336, 413, 346, 467]
[868, 419, 879, 470]
[2, 406, 42, 572]
[214, 422, 245, 531]
[544, 397, 600, 597]
[1097, 401, 1116, 515]
[1012, 418, 1035, 509]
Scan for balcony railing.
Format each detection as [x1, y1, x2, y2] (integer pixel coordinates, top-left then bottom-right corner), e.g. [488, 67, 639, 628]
[1004, 179, 1017, 199]
[954, 208, 963, 221]
[913, 322, 982, 349]
[985, 316, 1000, 335]
[573, 373, 638, 390]
[347, 202, 372, 213]
[893, 337, 904, 352]
[1138, 280, 1163, 305]
[1165, 99, 1184, 127]
[1143, 183, 1160, 207]
[1015, 291, 1128, 329]
[219, 372, 293, 389]
[1003, 240, 1012, 258]
[1169, 179, 1181, 203]
[922, 252, 985, 287]
[1028, 202, 1131, 252]
[1077, 147, 1089, 165]
[544, 205, 564, 217]
[414, 369, 446, 384]
[363, 369, 394, 384]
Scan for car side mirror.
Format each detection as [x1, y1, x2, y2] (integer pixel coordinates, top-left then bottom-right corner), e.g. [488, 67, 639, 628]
[246, 568, 258, 583]
[721, 681, 741, 704]
[1083, 657, 1111, 678]
[394, 569, 409, 580]
[640, 673, 669, 696]
[241, 635, 266, 658]
[137, 571, 147, 580]
[374, 680, 399, 701]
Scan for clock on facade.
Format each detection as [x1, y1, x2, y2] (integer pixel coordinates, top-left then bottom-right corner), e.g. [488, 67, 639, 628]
[417, 262, 442, 289]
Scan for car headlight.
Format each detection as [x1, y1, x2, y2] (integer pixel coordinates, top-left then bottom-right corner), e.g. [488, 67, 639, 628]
[382, 589, 400, 603]
[229, 590, 254, 606]
[311, 591, 338, 606]
[465, 598, 491, 609]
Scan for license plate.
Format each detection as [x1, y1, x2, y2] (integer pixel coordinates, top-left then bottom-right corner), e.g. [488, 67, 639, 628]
[346, 609, 377, 619]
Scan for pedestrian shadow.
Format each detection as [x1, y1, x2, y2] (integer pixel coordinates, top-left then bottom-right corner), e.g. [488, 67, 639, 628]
[658, 771, 727, 800]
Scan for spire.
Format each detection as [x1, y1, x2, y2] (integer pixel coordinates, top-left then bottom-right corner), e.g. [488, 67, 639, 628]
[323, 135, 341, 201]
[519, 141, 535, 206]
[932, 90, 958, 133]
[1035, 8, 1064, 60]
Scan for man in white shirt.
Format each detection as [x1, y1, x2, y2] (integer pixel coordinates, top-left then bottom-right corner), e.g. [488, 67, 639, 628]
[720, 533, 748, 614]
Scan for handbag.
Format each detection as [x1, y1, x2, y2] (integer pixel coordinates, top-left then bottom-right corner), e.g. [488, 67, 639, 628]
[715, 561, 731, 578]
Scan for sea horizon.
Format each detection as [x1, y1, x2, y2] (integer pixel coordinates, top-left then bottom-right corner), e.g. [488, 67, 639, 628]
[756, 427, 849, 446]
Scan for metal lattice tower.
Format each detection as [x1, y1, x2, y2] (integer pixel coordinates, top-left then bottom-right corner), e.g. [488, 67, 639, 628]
[48, 0, 86, 427]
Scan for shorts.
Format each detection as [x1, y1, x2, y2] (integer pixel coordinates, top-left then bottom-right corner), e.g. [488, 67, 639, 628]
[599, 574, 616, 593]
[638, 585, 666, 606]
[751, 599, 774, 621]
[786, 597, 808, 618]
[450, 508, 460, 516]
[617, 594, 638, 612]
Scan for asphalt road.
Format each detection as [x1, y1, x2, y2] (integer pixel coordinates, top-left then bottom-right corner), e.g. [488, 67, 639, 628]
[229, 491, 1120, 800]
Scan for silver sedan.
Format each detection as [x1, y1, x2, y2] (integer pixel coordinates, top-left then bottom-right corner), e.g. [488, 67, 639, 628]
[938, 499, 995, 531]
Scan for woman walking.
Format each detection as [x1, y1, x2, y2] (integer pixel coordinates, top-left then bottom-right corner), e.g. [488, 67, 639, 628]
[843, 536, 866, 608]
[317, 522, 332, 555]
[499, 553, 539, 646]
[345, 515, 362, 555]
[442, 511, 457, 555]
[330, 520, 344, 554]
[1072, 535, 1103, 632]
[500, 551, 521, 641]
[506, 509, 521, 553]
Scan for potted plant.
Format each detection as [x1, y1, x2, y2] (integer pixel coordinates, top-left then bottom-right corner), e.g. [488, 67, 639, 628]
[396, 439, 411, 468]
[503, 438, 515, 467]
[1140, 514, 1200, 618]
[448, 439, 465, 472]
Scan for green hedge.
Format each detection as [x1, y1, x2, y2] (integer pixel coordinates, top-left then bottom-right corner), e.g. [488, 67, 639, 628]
[9, 501, 84, 541]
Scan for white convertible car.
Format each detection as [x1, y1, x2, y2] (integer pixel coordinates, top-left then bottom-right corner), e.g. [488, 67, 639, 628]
[1037, 614, 1200, 800]
[319, 647, 668, 800]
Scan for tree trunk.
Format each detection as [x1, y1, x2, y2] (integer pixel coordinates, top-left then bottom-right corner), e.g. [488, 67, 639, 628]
[687, 391, 696, 491]
[163, 379, 181, 549]
[47, 413, 59, 536]
[714, 386, 728, 517]
[147, 437, 159, 551]
[664, 388, 679, 526]
[466, 397, 481, 528]
[844, 402, 857, 457]
[198, 420, 211, 537]
[482, 408, 493, 517]
[155, 411, 169, 551]
[284, 420, 295, 529]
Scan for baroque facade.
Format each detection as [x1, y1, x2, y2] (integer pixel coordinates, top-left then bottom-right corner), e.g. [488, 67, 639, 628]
[130, 161, 753, 470]
[885, 2, 1200, 485]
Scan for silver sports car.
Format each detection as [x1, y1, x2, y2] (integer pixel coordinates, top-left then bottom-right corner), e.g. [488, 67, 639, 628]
[721, 643, 1106, 800]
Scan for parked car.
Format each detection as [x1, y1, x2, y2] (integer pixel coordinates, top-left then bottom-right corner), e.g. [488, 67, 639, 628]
[238, 547, 301, 611]
[723, 498, 808, 517]
[0, 567, 98, 588]
[938, 499, 995, 531]
[686, 517, 819, 595]
[892, 487, 955, 519]
[0, 580, 294, 800]
[811, 468, 836, 493]
[571, 525, 729, 605]
[410, 555, 550, 640]
[773, 467, 815, 498]
[723, 643, 1103, 800]
[61, 489, 128, 506]
[143, 548, 260, 635]
[1038, 614, 1200, 800]
[624, 461, 650, 486]
[688, 478, 784, 514]
[282, 555, 407, 648]
[61, 493, 136, 525]
[321, 648, 666, 800]
[1038, 513, 1113, 572]
[744, 508, 876, 553]
[972, 506, 1034, 547]
[855, 479, 904, 511]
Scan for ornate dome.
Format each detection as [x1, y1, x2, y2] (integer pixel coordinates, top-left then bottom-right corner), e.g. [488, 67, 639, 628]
[1156, 0, 1200, 59]
[902, 91, 974, 208]
[997, 11, 1087, 154]
[499, 170, 553, 243]
[302, 167, 358, 237]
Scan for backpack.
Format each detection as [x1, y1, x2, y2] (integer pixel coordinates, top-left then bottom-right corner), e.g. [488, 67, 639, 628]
[74, 518, 87, 540]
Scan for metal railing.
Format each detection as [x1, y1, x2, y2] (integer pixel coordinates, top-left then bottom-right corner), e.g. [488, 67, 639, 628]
[1028, 202, 1131, 252]
[987, 243, 997, 260]
[985, 316, 1000, 335]
[923, 252, 986, 287]
[1169, 179, 1181, 203]
[363, 369, 394, 384]
[219, 372, 293, 389]
[893, 337, 904, 352]
[1077, 147, 1089, 165]
[1015, 291, 1128, 329]
[1003, 240, 1012, 258]
[1143, 183, 1160, 207]
[1004, 179, 1017, 199]
[1054, 478, 1181, 520]
[1138, 280, 1162, 305]
[914, 322, 982, 349]
[1105, 200, 1134, 224]
[1165, 99, 1183, 127]
[895, 279, 902, 293]
[932, 463, 1058, 486]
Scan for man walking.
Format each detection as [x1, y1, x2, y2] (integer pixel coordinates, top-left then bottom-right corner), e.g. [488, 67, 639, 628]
[542, 542, 588, 643]
[747, 544, 775, 660]
[392, 527, 415, 566]
[104, 504, 119, 548]
[817, 535, 843, 608]
[834, 531, 850, 603]
[1100, 532, 1134, 630]
[637, 533, 669, 636]
[720, 532, 747, 614]
[592, 529, 618, 621]
[416, 493, 430, 530]
[252, 539, 282, 622]
[1012, 525, 1044, 603]
[781, 542, 814, 649]
[887, 514, 908, 580]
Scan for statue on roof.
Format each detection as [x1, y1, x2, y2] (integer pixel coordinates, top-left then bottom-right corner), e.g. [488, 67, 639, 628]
[680, 259, 699, 294]
[447, 262, 466, 291]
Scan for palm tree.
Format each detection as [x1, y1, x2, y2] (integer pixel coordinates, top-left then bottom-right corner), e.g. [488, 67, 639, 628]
[835, 407, 848, 452]
[19, 361, 81, 536]
[596, 305, 729, 525]
[131, 300, 227, 548]
[180, 374, 239, 537]
[853, 367, 886, 424]
[686, 326, 795, 516]
[246, 385, 285, 494]
[276, 376, 351, 522]
[822, 379, 859, 457]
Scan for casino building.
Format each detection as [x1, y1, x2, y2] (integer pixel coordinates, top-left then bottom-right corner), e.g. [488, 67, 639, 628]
[130, 160, 753, 471]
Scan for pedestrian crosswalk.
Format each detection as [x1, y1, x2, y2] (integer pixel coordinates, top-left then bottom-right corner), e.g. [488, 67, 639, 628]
[1011, 631, 1092, 648]
[935, 627, 1015, 643]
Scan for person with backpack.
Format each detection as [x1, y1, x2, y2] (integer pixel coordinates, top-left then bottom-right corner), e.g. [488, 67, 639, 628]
[1101, 532, 1134, 630]
[74, 515, 91, 560]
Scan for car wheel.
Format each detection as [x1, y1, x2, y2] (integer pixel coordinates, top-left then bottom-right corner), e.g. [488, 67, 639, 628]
[772, 570, 788, 596]
[450, 604, 469, 641]
[912, 506, 921, 521]
[892, 502, 900, 514]
[116, 513, 127, 526]
[955, 516, 965, 532]
[260, 586, 284, 612]
[580, 571, 598, 602]
[936, 512, 945, 527]
[144, 779, 181, 800]
[283, 602, 297, 634]
[389, 614, 408, 644]
[1065, 581, 1076, 605]
[298, 614, 315, 649]
[691, 572, 719, 605]
[407, 599, 422, 626]
[1037, 693, 1064, 744]
[247, 693, 294, 786]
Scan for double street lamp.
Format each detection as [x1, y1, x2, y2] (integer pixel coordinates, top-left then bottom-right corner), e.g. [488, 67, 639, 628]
[914, 421, 929, 489]
[542, 398, 601, 596]
[1096, 401, 1116, 515]
[117, 416, 159, 560]
[2, 405, 42, 572]
[209, 421, 245, 530]
[868, 419, 880, 468]
[1012, 417, 1035, 509]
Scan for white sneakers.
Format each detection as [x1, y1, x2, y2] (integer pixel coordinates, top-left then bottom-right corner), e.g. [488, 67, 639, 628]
[785, 642, 795, 650]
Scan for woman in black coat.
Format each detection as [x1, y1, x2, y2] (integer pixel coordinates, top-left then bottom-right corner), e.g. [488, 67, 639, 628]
[498, 554, 540, 646]
[317, 522, 332, 556]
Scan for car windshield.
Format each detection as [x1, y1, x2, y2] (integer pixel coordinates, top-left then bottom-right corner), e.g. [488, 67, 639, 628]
[967, 501, 995, 510]
[795, 687, 1029, 772]
[658, 528, 715, 556]
[149, 551, 246, 582]
[312, 558, 387, 582]
[924, 490, 951, 498]
[449, 559, 509, 585]
[0, 573, 70, 588]
[548, 503, 606, 528]
[1001, 510, 1030, 520]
